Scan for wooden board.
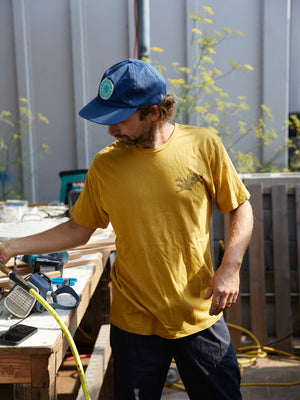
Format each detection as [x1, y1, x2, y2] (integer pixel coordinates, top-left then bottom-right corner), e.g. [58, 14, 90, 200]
[248, 184, 267, 345]
[76, 324, 111, 400]
[272, 185, 292, 352]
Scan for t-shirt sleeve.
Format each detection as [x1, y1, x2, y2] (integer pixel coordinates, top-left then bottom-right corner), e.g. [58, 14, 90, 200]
[70, 163, 110, 229]
[207, 134, 250, 214]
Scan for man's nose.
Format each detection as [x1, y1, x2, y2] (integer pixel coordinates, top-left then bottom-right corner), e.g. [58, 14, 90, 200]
[108, 125, 119, 137]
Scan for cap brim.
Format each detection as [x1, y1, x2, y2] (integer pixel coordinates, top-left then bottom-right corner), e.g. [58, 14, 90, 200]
[79, 97, 137, 125]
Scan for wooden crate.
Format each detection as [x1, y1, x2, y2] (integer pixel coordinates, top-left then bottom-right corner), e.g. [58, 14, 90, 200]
[212, 183, 300, 353]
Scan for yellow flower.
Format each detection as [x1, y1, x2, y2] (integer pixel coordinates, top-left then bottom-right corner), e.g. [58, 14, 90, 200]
[19, 97, 28, 103]
[219, 92, 229, 99]
[261, 104, 272, 121]
[207, 48, 216, 54]
[178, 67, 191, 74]
[38, 113, 49, 124]
[202, 71, 213, 82]
[216, 99, 225, 113]
[202, 71, 215, 86]
[223, 27, 233, 34]
[244, 64, 254, 71]
[178, 97, 187, 104]
[213, 68, 222, 75]
[167, 78, 186, 88]
[155, 65, 167, 74]
[192, 28, 202, 35]
[141, 56, 151, 63]
[151, 46, 164, 53]
[188, 13, 202, 21]
[20, 107, 34, 120]
[203, 6, 214, 15]
[203, 18, 213, 24]
[1, 110, 12, 117]
[203, 113, 219, 124]
[202, 56, 214, 64]
[42, 143, 50, 153]
[195, 106, 207, 114]
[214, 30, 222, 37]
[230, 60, 243, 71]
[238, 121, 247, 134]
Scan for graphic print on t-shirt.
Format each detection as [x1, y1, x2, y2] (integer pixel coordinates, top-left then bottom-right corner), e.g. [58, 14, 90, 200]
[175, 172, 204, 193]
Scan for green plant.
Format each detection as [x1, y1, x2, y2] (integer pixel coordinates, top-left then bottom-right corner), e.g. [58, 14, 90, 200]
[288, 114, 300, 171]
[145, 6, 290, 173]
[0, 98, 50, 200]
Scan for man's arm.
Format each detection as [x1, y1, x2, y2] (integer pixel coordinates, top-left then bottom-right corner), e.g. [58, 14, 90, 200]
[0, 218, 96, 265]
[205, 200, 253, 315]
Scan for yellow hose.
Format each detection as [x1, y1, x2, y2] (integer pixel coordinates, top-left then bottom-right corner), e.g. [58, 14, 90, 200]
[78, 326, 94, 343]
[28, 288, 91, 400]
[226, 322, 300, 387]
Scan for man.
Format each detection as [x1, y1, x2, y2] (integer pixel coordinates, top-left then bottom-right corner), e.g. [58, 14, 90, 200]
[0, 59, 253, 399]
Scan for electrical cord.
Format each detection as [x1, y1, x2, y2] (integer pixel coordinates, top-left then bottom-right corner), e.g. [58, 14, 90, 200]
[264, 329, 300, 348]
[78, 325, 94, 343]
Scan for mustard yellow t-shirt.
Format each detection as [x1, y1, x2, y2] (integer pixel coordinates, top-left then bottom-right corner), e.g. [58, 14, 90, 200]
[71, 123, 250, 338]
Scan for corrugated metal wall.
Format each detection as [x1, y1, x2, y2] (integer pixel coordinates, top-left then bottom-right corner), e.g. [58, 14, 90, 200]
[0, 0, 297, 203]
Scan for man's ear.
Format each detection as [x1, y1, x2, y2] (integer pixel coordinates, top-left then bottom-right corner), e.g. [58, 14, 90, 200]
[148, 105, 161, 122]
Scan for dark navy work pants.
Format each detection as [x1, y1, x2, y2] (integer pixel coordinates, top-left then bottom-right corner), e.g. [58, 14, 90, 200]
[110, 317, 241, 400]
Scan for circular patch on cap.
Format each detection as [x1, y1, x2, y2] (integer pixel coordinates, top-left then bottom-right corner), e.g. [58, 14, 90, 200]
[99, 78, 114, 100]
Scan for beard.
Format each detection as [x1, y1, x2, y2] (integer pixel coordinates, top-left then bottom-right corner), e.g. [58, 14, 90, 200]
[118, 122, 156, 149]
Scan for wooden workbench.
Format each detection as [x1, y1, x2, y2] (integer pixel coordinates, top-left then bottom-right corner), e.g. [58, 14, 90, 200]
[0, 242, 115, 400]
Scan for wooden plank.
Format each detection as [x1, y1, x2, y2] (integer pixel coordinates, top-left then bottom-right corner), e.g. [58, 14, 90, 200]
[296, 185, 300, 327]
[0, 354, 31, 384]
[22, 353, 56, 400]
[30, 353, 54, 390]
[248, 184, 267, 345]
[271, 185, 292, 352]
[76, 324, 111, 400]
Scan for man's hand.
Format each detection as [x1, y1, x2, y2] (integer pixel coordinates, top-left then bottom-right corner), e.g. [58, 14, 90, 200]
[0, 242, 14, 266]
[205, 264, 240, 315]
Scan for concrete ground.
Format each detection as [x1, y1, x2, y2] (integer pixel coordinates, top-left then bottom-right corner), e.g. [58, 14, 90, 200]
[56, 354, 300, 399]
[240, 356, 300, 400]
[161, 356, 300, 400]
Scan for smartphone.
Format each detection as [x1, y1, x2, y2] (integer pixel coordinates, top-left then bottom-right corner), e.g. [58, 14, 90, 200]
[0, 324, 37, 346]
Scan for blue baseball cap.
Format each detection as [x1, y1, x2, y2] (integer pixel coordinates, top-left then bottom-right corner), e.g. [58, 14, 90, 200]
[79, 59, 167, 125]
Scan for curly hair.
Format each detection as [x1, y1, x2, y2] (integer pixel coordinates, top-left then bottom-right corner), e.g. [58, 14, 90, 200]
[138, 94, 176, 122]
